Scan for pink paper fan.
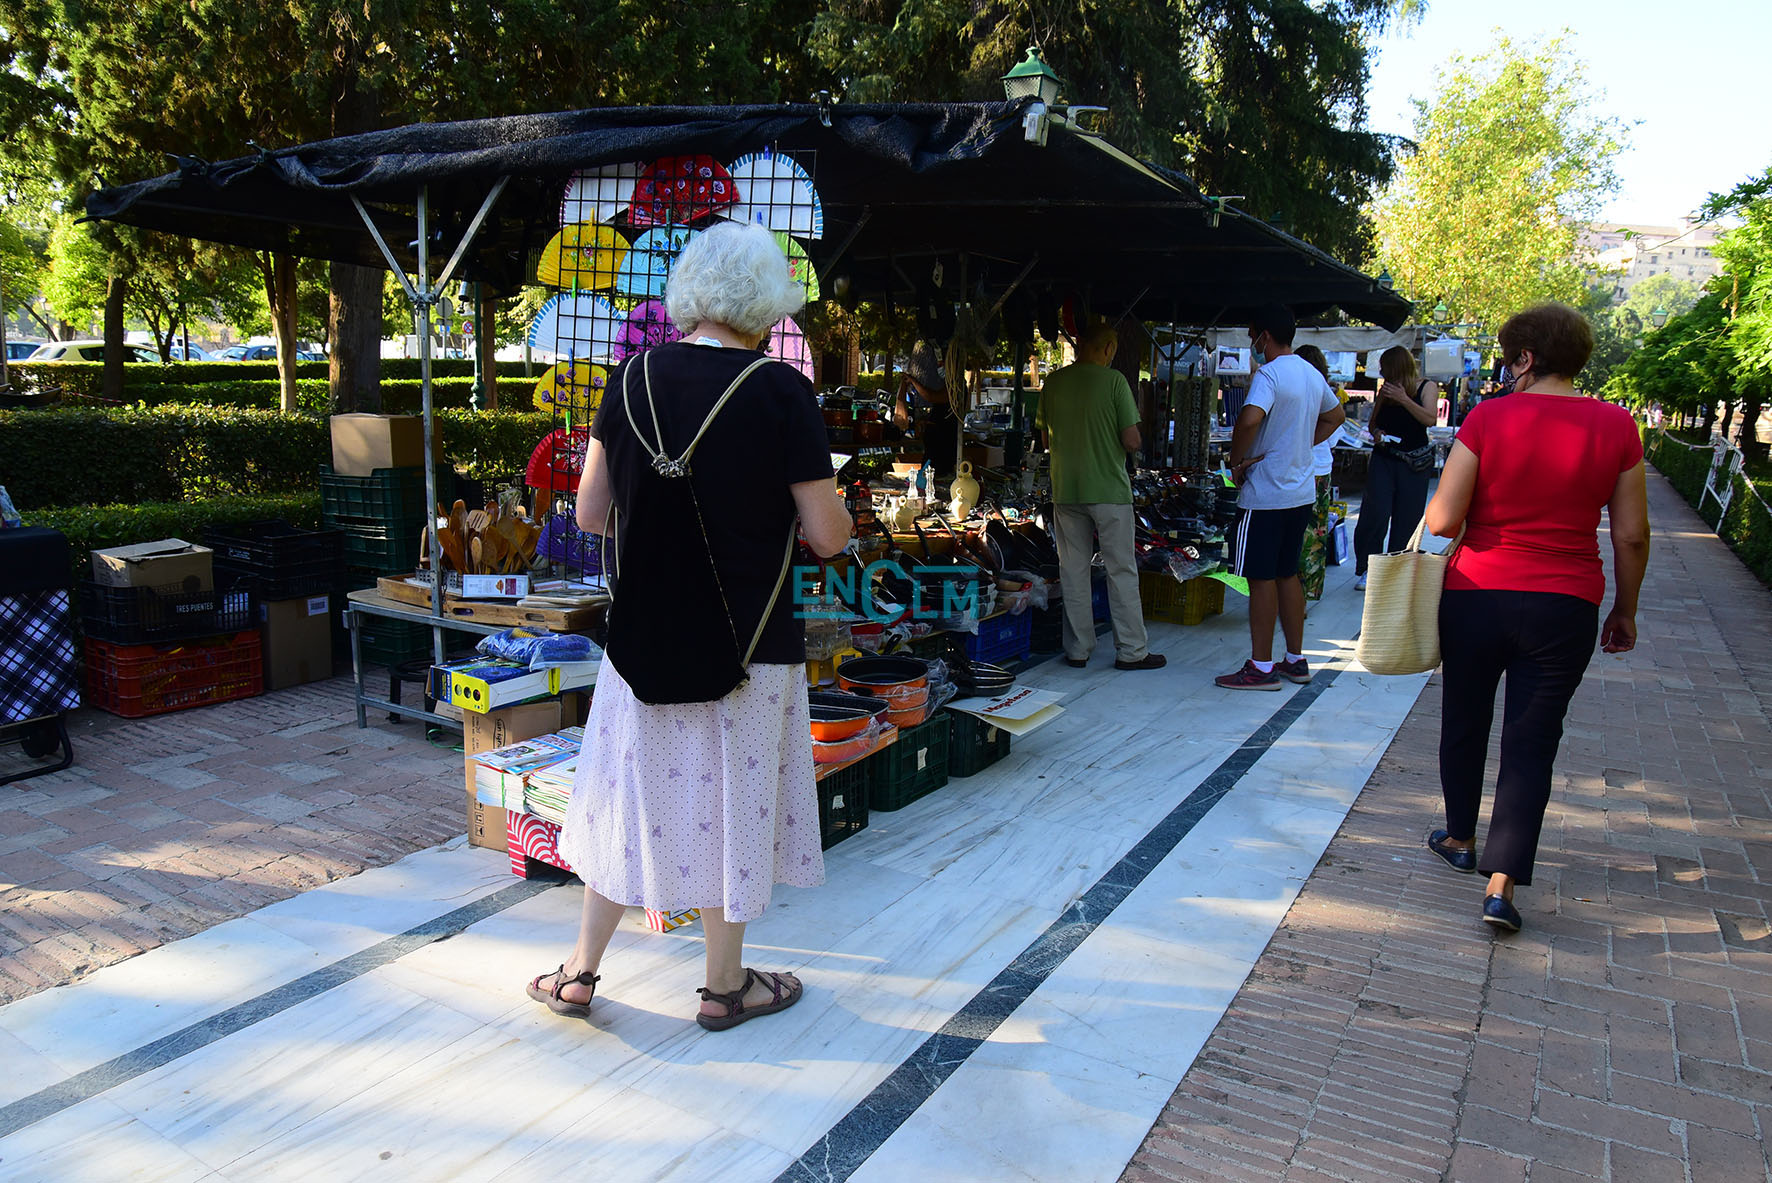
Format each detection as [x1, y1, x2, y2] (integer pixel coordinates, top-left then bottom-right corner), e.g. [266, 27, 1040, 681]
[613, 299, 683, 360]
[765, 316, 813, 380]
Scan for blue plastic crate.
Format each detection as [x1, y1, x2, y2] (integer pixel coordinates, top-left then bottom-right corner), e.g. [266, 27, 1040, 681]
[963, 610, 1033, 665]
[1090, 571, 1110, 623]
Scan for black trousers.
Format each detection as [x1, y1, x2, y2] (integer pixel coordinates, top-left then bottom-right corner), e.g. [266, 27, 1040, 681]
[1438, 588, 1598, 886]
[1354, 450, 1430, 575]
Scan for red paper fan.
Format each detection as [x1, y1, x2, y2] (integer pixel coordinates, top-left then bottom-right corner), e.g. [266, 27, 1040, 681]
[630, 155, 738, 227]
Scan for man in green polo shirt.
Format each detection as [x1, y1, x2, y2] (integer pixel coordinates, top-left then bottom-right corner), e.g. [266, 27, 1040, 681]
[1036, 322, 1164, 671]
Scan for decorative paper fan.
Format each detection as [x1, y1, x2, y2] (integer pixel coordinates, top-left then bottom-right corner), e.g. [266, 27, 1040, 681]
[533, 360, 609, 416]
[561, 164, 644, 225]
[613, 298, 683, 360]
[723, 151, 824, 239]
[528, 293, 622, 361]
[774, 232, 821, 303]
[630, 155, 738, 228]
[525, 428, 592, 495]
[765, 315, 813, 380]
[614, 226, 696, 299]
[536, 223, 628, 290]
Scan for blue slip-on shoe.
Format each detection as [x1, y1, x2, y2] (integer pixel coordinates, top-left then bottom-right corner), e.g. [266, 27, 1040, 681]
[1427, 829, 1477, 874]
[1483, 895, 1522, 933]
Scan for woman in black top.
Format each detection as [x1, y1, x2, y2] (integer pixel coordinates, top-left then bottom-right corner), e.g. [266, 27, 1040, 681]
[529, 222, 852, 1031]
[1354, 345, 1440, 589]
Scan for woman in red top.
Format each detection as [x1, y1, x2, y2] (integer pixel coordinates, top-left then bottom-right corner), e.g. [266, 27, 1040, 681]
[1421, 303, 1650, 934]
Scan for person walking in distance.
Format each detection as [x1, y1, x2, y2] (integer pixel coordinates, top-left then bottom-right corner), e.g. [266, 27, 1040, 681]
[1037, 320, 1165, 671]
[1216, 305, 1346, 690]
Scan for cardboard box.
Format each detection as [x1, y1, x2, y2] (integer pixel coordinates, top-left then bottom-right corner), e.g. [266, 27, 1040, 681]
[963, 443, 1006, 470]
[90, 539, 214, 591]
[464, 698, 571, 853]
[260, 595, 333, 690]
[329, 413, 439, 477]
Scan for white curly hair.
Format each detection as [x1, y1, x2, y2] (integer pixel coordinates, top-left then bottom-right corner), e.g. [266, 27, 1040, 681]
[664, 221, 804, 338]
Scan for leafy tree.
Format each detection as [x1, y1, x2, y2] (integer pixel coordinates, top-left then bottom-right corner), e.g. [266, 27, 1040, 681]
[1620, 274, 1701, 327]
[809, 0, 1418, 264]
[1374, 34, 1627, 336]
[1707, 175, 1772, 460]
[1606, 289, 1732, 431]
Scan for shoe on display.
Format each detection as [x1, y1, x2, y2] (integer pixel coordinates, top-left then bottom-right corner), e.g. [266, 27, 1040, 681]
[1114, 653, 1167, 671]
[1482, 895, 1522, 933]
[1214, 661, 1282, 691]
[1354, 574, 1368, 590]
[1276, 657, 1311, 684]
[1426, 829, 1477, 874]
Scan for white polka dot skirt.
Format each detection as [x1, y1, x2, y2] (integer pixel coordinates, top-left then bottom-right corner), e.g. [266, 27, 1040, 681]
[557, 661, 825, 923]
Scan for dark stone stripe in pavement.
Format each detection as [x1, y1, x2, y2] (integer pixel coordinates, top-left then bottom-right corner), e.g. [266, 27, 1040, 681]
[775, 662, 1348, 1183]
[0, 875, 558, 1140]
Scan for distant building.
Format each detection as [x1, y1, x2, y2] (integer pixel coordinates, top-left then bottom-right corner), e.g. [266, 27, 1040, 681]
[1582, 218, 1726, 298]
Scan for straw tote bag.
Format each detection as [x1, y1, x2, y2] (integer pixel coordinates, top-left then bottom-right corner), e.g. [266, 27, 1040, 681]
[1355, 520, 1465, 675]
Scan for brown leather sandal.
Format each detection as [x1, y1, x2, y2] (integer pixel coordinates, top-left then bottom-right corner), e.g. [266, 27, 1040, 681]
[695, 968, 802, 1031]
[528, 964, 600, 1018]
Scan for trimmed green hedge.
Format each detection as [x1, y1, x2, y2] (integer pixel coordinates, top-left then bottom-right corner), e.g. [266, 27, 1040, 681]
[28, 494, 322, 587]
[8, 356, 486, 399]
[118, 377, 516, 416]
[1, 404, 552, 508]
[1646, 428, 1772, 587]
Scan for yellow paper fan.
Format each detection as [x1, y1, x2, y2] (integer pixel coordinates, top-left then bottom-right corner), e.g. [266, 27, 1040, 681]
[537, 223, 628, 290]
[533, 361, 608, 415]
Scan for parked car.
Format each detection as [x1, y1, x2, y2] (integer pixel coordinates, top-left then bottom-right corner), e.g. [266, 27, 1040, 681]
[26, 340, 161, 363]
[5, 341, 42, 360]
[168, 343, 215, 361]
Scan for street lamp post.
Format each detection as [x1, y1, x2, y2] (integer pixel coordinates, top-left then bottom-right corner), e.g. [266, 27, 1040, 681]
[1002, 46, 1064, 146]
[1650, 305, 1670, 328]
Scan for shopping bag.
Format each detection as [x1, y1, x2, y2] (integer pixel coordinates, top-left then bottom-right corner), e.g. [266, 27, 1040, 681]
[1354, 520, 1463, 675]
[1327, 519, 1350, 566]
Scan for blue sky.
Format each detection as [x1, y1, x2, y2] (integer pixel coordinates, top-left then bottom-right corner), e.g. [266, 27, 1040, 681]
[1366, 0, 1771, 224]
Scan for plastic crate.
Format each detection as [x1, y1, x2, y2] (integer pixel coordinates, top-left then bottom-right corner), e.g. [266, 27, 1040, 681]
[1141, 572, 1225, 626]
[354, 616, 477, 667]
[962, 610, 1033, 666]
[81, 581, 254, 644]
[84, 630, 263, 718]
[1090, 569, 1110, 623]
[319, 465, 452, 528]
[866, 713, 950, 811]
[339, 523, 424, 576]
[205, 521, 344, 600]
[948, 710, 1011, 778]
[1028, 604, 1063, 653]
[818, 762, 869, 849]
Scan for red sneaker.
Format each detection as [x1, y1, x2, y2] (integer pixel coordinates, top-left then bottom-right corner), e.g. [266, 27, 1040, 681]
[1276, 657, 1311, 684]
[1214, 661, 1282, 691]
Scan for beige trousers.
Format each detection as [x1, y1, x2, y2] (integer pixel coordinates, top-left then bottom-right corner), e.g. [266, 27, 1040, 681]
[1052, 503, 1150, 663]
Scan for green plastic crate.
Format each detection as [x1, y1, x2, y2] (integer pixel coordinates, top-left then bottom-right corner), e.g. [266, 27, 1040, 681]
[866, 713, 950, 811]
[818, 762, 869, 849]
[340, 523, 424, 575]
[319, 465, 454, 529]
[948, 710, 1011, 778]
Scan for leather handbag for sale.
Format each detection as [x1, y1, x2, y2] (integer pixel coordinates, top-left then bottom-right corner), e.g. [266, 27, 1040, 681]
[1354, 519, 1464, 676]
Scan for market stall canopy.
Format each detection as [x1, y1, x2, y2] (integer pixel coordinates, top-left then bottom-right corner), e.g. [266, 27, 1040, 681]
[86, 101, 1410, 330]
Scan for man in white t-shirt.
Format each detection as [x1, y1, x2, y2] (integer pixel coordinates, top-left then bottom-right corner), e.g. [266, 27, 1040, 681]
[1217, 305, 1346, 690]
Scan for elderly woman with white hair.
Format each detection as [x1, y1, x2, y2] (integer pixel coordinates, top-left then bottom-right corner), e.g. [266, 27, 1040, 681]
[528, 222, 852, 1031]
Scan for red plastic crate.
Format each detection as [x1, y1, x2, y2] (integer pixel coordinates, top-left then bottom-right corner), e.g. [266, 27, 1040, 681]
[84, 630, 264, 718]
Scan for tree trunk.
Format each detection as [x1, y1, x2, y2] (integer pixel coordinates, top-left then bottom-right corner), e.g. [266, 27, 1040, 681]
[1700, 399, 1717, 437]
[1721, 401, 1736, 444]
[475, 287, 498, 410]
[328, 261, 384, 412]
[1739, 396, 1767, 464]
[263, 252, 299, 412]
[102, 274, 128, 401]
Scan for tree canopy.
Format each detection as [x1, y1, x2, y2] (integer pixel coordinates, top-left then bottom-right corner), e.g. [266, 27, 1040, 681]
[1374, 33, 1627, 336]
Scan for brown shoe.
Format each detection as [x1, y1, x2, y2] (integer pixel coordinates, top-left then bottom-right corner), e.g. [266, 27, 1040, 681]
[1114, 654, 1166, 671]
[1063, 656, 1089, 668]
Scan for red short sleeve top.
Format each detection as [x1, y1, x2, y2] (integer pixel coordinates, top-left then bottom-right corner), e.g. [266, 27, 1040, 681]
[1445, 393, 1644, 605]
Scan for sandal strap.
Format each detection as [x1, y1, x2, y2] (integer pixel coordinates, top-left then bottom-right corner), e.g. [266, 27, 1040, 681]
[697, 967, 765, 1017]
[545, 964, 600, 1002]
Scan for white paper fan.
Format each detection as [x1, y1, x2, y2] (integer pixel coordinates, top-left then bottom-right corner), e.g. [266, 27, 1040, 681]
[529, 293, 622, 362]
[561, 163, 644, 225]
[722, 151, 824, 239]
[766, 316, 813, 380]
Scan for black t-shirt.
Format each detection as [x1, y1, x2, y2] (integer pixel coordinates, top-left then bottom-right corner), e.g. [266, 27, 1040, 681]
[592, 341, 832, 667]
[1374, 381, 1431, 450]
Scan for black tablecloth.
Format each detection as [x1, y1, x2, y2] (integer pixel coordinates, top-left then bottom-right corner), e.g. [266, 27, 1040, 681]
[0, 528, 72, 597]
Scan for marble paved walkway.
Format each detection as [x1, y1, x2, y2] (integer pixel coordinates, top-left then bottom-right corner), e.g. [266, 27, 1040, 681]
[1124, 472, 1772, 1183]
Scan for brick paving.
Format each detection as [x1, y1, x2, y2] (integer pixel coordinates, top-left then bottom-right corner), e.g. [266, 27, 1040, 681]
[0, 678, 461, 1003]
[1124, 471, 1772, 1182]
